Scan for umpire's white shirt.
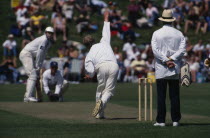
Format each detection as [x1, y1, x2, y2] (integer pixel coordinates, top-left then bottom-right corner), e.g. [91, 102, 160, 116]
[151, 25, 186, 79]
[85, 22, 117, 77]
[43, 69, 63, 95]
[23, 35, 52, 69]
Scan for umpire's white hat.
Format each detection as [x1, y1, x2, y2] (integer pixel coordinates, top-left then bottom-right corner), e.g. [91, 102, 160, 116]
[158, 9, 176, 22]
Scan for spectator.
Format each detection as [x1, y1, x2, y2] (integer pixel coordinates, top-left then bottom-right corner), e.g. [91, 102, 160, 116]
[51, 0, 62, 22]
[130, 54, 147, 79]
[173, 7, 183, 30]
[189, 56, 200, 82]
[75, 14, 89, 34]
[0, 57, 19, 83]
[58, 41, 70, 58]
[63, 56, 83, 83]
[17, 13, 30, 30]
[122, 38, 139, 61]
[2, 34, 17, 60]
[53, 12, 67, 41]
[21, 27, 35, 48]
[62, 0, 75, 22]
[195, 16, 208, 34]
[109, 10, 122, 35]
[146, 3, 159, 27]
[15, 2, 28, 21]
[184, 8, 199, 34]
[117, 54, 126, 82]
[114, 47, 121, 61]
[146, 56, 154, 72]
[69, 47, 79, 59]
[30, 12, 46, 34]
[193, 40, 205, 60]
[127, 0, 140, 26]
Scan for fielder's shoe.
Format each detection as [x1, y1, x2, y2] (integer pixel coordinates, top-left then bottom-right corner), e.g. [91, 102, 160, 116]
[173, 122, 179, 127]
[92, 100, 103, 117]
[24, 97, 38, 102]
[153, 122, 165, 127]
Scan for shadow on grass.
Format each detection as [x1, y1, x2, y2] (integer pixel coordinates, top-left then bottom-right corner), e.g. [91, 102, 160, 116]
[181, 123, 210, 126]
[106, 117, 137, 120]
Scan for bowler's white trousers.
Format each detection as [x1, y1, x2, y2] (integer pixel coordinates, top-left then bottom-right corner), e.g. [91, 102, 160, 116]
[95, 61, 119, 110]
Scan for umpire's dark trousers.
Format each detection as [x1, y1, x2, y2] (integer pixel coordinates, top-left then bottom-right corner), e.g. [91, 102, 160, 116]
[156, 79, 181, 123]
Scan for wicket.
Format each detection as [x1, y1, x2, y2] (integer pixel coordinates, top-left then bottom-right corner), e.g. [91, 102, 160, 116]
[138, 78, 153, 121]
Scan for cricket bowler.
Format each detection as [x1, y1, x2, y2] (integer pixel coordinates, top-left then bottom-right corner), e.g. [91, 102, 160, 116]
[83, 11, 119, 119]
[42, 61, 69, 102]
[19, 27, 54, 102]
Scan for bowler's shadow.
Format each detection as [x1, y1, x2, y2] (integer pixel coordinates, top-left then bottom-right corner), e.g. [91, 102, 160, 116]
[106, 117, 137, 120]
[180, 123, 210, 126]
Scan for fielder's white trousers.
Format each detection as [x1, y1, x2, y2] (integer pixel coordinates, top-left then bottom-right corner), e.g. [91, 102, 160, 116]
[19, 50, 37, 98]
[96, 61, 119, 110]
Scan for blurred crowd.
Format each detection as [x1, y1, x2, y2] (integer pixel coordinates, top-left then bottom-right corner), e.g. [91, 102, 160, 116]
[1, 0, 210, 84]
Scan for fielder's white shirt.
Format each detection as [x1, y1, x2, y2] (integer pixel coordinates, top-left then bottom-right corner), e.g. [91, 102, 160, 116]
[23, 35, 52, 69]
[3, 40, 17, 49]
[43, 69, 64, 95]
[85, 21, 117, 77]
[151, 25, 186, 79]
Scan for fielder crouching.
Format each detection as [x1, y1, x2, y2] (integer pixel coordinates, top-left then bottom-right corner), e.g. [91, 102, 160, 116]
[83, 11, 119, 119]
[19, 27, 54, 102]
[42, 61, 69, 102]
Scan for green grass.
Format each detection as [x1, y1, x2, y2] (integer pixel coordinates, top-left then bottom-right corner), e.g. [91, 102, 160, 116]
[0, 83, 210, 137]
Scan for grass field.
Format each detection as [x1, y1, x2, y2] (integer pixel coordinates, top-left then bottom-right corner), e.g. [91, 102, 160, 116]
[0, 83, 210, 138]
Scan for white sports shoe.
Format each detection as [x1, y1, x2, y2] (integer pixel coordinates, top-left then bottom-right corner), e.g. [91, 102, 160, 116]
[95, 111, 105, 119]
[24, 97, 38, 102]
[173, 122, 179, 127]
[153, 122, 166, 127]
[92, 100, 103, 117]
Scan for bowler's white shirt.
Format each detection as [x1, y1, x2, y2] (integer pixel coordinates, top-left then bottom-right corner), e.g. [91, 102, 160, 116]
[151, 25, 186, 79]
[43, 69, 63, 95]
[3, 40, 17, 49]
[23, 35, 52, 69]
[85, 22, 117, 77]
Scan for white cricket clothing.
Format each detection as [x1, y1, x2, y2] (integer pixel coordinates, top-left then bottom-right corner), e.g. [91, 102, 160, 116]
[193, 44, 204, 52]
[85, 21, 117, 77]
[85, 21, 119, 116]
[96, 62, 119, 102]
[3, 40, 17, 49]
[123, 42, 138, 60]
[17, 16, 30, 26]
[23, 35, 52, 69]
[43, 69, 64, 95]
[19, 35, 52, 99]
[151, 25, 186, 79]
[146, 7, 159, 17]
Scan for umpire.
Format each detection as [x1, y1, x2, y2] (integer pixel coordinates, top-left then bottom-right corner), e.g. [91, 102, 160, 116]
[151, 9, 186, 127]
